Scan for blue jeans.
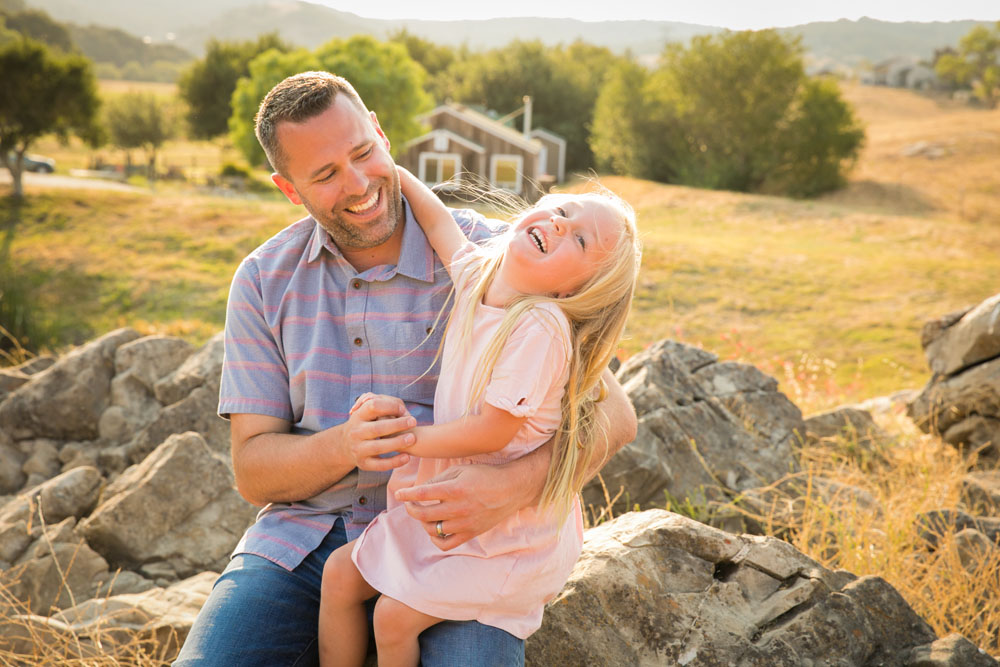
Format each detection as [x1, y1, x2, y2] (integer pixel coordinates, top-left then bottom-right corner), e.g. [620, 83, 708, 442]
[173, 519, 524, 666]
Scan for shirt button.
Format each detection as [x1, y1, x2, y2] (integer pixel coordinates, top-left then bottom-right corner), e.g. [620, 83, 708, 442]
[358, 496, 367, 505]
[352, 280, 361, 289]
[426, 326, 433, 334]
[354, 337, 363, 346]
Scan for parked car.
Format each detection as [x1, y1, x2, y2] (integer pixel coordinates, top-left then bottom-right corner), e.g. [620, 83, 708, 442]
[4, 152, 56, 173]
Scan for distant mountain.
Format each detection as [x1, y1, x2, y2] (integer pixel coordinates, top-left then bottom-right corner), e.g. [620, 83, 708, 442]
[22, 0, 997, 66]
[782, 17, 989, 65]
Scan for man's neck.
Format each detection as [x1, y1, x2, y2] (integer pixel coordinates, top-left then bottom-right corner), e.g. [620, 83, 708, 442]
[339, 216, 406, 273]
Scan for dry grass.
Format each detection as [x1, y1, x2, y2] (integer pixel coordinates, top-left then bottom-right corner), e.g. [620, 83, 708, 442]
[733, 405, 1000, 658]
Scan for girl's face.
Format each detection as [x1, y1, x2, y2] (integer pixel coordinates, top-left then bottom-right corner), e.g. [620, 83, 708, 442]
[502, 196, 622, 298]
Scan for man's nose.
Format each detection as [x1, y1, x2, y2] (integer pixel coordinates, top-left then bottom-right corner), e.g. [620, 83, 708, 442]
[342, 165, 369, 196]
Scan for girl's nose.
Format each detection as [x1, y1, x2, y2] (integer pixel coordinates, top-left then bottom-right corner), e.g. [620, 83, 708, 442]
[550, 216, 565, 234]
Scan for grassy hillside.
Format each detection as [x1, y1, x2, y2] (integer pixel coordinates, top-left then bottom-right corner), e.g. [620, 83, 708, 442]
[5, 84, 1000, 410]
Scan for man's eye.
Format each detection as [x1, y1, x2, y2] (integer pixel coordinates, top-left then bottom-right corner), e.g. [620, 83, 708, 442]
[359, 146, 373, 158]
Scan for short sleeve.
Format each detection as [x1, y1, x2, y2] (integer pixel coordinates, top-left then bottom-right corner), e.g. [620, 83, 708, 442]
[446, 241, 486, 294]
[484, 305, 570, 418]
[218, 259, 293, 420]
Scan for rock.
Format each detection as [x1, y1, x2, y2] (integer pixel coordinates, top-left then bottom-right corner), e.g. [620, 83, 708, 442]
[153, 332, 223, 406]
[8, 518, 110, 615]
[952, 528, 1000, 574]
[0, 519, 32, 563]
[20, 438, 61, 481]
[908, 633, 999, 666]
[37, 466, 104, 523]
[916, 509, 1000, 549]
[120, 385, 229, 467]
[908, 294, 1000, 466]
[0, 328, 141, 441]
[101, 336, 196, 446]
[907, 358, 1000, 463]
[0, 571, 215, 662]
[804, 407, 889, 462]
[584, 340, 802, 515]
[526, 510, 937, 666]
[922, 294, 1000, 378]
[0, 356, 55, 397]
[79, 432, 257, 579]
[962, 471, 1000, 515]
[0, 433, 27, 493]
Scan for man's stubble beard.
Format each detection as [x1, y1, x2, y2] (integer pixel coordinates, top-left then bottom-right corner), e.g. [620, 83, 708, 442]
[311, 171, 403, 251]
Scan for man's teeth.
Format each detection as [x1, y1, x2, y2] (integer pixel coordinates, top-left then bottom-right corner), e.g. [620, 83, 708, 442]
[529, 228, 546, 253]
[346, 190, 379, 213]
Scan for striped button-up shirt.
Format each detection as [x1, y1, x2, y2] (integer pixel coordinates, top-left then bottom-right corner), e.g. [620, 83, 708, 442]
[220, 197, 503, 570]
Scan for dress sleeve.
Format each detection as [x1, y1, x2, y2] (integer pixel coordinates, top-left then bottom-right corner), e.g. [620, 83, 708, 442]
[484, 305, 571, 418]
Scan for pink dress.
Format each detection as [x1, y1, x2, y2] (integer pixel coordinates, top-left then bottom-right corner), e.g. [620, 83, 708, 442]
[352, 242, 584, 639]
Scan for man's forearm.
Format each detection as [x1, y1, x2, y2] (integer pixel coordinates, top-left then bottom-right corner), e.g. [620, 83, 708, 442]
[232, 425, 355, 506]
[586, 367, 638, 479]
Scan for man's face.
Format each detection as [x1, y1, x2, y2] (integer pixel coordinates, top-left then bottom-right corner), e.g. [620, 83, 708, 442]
[271, 95, 402, 251]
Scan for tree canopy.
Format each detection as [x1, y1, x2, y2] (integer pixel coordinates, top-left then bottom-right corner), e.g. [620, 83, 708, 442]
[591, 30, 864, 197]
[935, 21, 1000, 108]
[443, 40, 621, 172]
[178, 33, 289, 140]
[104, 92, 176, 179]
[229, 35, 431, 168]
[0, 37, 101, 198]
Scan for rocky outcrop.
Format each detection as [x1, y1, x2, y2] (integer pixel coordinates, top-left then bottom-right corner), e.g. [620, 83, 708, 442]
[908, 293, 1000, 464]
[527, 510, 954, 666]
[583, 340, 804, 515]
[0, 328, 997, 664]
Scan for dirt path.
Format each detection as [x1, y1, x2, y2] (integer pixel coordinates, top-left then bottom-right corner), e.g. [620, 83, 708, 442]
[0, 170, 146, 193]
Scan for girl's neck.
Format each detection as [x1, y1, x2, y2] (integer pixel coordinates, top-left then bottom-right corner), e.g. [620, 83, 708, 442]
[484, 256, 522, 308]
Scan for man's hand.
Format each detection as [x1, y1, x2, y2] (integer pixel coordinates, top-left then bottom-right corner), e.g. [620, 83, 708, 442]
[393, 460, 540, 551]
[342, 393, 416, 471]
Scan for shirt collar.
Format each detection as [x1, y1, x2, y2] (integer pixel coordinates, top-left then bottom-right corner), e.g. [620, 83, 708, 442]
[304, 195, 437, 283]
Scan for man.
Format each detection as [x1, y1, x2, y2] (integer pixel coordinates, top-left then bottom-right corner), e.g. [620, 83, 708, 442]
[174, 71, 637, 666]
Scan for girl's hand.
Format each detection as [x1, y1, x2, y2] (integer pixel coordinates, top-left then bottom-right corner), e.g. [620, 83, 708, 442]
[341, 394, 415, 471]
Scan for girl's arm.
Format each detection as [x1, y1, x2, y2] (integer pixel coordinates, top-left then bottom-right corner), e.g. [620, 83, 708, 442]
[350, 393, 526, 459]
[398, 166, 467, 266]
[407, 404, 527, 458]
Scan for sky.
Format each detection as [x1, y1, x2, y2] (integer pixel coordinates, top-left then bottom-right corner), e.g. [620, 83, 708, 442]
[313, 0, 999, 29]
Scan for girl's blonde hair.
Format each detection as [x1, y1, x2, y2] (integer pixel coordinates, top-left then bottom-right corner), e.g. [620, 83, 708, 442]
[449, 187, 642, 515]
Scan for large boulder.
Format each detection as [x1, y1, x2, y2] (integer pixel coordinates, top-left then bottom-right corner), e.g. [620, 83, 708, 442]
[908, 293, 1000, 464]
[79, 432, 257, 580]
[921, 295, 1000, 378]
[0, 328, 140, 441]
[527, 510, 942, 666]
[99, 335, 195, 444]
[584, 340, 803, 514]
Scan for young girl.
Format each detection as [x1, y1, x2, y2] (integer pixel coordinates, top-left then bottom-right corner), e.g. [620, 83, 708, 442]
[317, 167, 641, 667]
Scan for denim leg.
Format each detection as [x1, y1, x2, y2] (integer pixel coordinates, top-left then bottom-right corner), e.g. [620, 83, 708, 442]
[174, 517, 524, 667]
[419, 620, 525, 667]
[173, 520, 349, 667]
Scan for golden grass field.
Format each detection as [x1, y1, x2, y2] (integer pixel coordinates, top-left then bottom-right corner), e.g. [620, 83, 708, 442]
[3, 81, 1000, 661]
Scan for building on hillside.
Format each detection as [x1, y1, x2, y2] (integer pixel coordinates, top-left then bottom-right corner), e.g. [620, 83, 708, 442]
[396, 98, 566, 202]
[864, 56, 938, 89]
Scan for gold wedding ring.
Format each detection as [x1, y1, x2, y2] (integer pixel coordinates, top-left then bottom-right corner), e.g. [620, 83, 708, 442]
[435, 520, 446, 538]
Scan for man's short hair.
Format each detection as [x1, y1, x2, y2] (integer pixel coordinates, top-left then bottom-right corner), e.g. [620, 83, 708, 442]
[254, 71, 367, 176]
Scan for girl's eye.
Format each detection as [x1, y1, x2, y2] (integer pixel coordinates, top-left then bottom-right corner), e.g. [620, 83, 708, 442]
[577, 234, 586, 250]
[556, 207, 566, 217]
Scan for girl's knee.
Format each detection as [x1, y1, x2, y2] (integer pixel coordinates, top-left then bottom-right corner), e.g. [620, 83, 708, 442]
[321, 545, 362, 602]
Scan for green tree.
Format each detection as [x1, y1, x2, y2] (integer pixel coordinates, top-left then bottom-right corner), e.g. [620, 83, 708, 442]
[178, 33, 290, 140]
[230, 36, 431, 168]
[591, 29, 864, 197]
[445, 40, 622, 173]
[935, 21, 1000, 108]
[0, 37, 101, 198]
[104, 92, 175, 180]
[590, 59, 650, 176]
[388, 29, 456, 102]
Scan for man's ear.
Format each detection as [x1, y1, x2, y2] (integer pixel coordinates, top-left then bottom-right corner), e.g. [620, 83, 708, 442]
[370, 111, 391, 152]
[271, 172, 302, 206]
